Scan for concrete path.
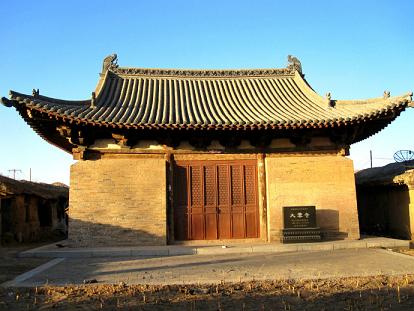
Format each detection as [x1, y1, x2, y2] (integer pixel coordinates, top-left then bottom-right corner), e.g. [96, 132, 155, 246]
[18, 236, 410, 258]
[10, 248, 414, 287]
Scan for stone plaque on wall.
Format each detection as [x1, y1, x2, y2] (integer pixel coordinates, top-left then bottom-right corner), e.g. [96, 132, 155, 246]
[283, 206, 317, 229]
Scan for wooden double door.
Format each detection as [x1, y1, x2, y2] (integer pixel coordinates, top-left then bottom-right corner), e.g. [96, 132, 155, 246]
[173, 160, 259, 240]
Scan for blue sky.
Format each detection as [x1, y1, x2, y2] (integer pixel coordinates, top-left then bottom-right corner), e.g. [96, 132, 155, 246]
[1, 0, 413, 184]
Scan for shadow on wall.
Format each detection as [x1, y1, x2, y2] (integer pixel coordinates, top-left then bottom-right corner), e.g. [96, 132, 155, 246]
[1, 196, 67, 245]
[316, 209, 348, 240]
[68, 218, 166, 247]
[357, 185, 411, 240]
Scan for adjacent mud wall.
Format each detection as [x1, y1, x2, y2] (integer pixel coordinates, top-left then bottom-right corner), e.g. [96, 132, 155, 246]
[357, 185, 412, 239]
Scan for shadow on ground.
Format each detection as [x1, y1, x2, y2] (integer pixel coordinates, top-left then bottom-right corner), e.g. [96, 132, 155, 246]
[69, 218, 165, 247]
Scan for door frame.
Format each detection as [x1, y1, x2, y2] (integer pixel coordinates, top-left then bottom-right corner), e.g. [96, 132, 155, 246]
[171, 159, 260, 241]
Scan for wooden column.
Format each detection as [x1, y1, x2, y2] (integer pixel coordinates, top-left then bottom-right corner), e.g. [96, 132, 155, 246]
[165, 152, 175, 244]
[257, 153, 268, 242]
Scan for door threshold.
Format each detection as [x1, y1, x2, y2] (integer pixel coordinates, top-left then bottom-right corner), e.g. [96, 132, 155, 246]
[171, 238, 266, 246]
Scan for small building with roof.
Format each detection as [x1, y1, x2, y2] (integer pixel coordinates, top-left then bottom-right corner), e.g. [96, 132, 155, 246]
[2, 55, 413, 246]
[356, 160, 414, 240]
[0, 175, 68, 244]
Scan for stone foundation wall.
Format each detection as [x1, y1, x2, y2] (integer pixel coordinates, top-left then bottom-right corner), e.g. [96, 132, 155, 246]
[69, 156, 166, 246]
[265, 155, 360, 241]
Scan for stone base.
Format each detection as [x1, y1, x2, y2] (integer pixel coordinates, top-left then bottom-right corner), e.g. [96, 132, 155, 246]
[280, 228, 322, 243]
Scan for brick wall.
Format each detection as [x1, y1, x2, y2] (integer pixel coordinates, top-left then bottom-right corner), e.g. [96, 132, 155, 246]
[69, 156, 166, 246]
[266, 155, 360, 241]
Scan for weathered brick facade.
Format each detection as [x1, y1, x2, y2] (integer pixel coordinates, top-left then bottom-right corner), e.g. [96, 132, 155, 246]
[69, 156, 166, 246]
[68, 149, 361, 246]
[266, 154, 360, 241]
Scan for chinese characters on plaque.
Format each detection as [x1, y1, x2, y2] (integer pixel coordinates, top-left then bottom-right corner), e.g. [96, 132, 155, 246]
[281, 206, 321, 243]
[283, 206, 317, 229]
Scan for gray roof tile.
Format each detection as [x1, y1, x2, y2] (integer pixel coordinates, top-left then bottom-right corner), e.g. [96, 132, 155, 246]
[3, 64, 413, 131]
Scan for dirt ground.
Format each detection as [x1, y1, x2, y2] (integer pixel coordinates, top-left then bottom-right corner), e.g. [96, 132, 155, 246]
[0, 244, 49, 284]
[1, 275, 414, 310]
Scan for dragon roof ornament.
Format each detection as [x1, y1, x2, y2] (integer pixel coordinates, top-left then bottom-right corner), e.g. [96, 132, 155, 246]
[102, 53, 118, 73]
[287, 55, 302, 74]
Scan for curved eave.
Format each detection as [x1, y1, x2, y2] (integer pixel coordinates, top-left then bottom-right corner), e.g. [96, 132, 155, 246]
[2, 92, 82, 154]
[2, 68, 412, 148]
[4, 105, 408, 154]
[2, 92, 409, 144]
[30, 125, 74, 153]
[2, 89, 410, 131]
[336, 92, 413, 109]
[352, 109, 404, 144]
[8, 90, 91, 106]
[16, 106, 75, 154]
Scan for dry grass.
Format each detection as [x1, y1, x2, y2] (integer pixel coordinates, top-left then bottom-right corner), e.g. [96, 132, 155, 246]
[1, 275, 414, 310]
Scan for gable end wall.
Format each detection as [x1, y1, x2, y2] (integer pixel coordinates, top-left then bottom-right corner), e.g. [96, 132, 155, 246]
[68, 156, 166, 246]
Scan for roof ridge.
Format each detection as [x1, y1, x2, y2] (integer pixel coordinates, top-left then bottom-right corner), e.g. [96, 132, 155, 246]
[102, 54, 301, 78]
[109, 66, 298, 78]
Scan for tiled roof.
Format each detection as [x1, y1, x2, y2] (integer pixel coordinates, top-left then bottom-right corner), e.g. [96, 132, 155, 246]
[0, 175, 68, 199]
[2, 55, 412, 133]
[355, 160, 414, 187]
[2, 56, 413, 131]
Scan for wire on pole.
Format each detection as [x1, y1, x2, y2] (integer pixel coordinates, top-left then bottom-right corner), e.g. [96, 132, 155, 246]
[8, 169, 22, 180]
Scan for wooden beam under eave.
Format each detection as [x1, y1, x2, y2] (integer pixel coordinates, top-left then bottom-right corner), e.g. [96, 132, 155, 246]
[72, 147, 86, 160]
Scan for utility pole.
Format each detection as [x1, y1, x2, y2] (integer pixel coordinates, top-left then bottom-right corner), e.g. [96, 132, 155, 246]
[29, 168, 32, 182]
[370, 150, 373, 168]
[8, 169, 22, 180]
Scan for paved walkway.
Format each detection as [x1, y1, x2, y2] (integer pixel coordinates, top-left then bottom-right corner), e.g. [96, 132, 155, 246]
[18, 236, 410, 258]
[6, 248, 414, 287]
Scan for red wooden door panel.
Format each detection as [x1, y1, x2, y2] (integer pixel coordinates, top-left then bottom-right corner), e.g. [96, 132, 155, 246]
[230, 165, 245, 238]
[173, 160, 259, 240]
[204, 165, 218, 239]
[189, 166, 204, 240]
[217, 164, 231, 239]
[244, 165, 258, 238]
